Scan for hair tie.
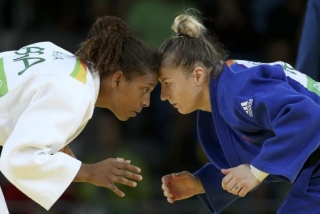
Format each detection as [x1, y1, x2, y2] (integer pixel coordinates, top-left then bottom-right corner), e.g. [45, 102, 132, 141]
[176, 32, 189, 37]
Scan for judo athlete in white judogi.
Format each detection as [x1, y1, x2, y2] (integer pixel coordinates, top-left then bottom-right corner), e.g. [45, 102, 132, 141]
[0, 15, 159, 213]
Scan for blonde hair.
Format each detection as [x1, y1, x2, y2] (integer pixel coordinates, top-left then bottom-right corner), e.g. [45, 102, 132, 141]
[158, 9, 228, 77]
[171, 9, 206, 38]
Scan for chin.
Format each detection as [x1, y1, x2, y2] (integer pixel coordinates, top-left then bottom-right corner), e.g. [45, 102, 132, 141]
[118, 116, 130, 121]
[114, 113, 129, 121]
[177, 108, 191, 114]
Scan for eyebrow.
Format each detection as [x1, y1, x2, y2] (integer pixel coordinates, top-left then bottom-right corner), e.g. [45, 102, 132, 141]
[159, 77, 169, 83]
[147, 82, 157, 87]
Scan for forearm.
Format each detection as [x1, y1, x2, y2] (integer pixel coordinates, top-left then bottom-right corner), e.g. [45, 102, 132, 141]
[73, 163, 90, 183]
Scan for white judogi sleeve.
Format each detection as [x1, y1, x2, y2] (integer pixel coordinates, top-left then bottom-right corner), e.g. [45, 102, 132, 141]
[0, 73, 93, 210]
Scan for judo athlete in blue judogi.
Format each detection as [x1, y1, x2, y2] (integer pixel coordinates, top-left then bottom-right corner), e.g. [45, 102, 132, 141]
[159, 11, 320, 214]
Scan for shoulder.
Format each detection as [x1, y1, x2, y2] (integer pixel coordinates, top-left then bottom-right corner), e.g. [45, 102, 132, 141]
[224, 60, 286, 75]
[215, 60, 288, 113]
[29, 73, 95, 113]
[219, 60, 288, 88]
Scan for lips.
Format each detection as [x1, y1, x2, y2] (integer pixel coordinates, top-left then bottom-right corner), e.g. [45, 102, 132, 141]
[133, 109, 142, 114]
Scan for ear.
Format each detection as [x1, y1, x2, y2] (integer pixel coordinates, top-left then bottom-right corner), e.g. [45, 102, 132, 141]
[192, 67, 206, 86]
[111, 71, 124, 89]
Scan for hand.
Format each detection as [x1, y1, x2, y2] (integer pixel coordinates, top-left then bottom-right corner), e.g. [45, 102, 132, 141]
[75, 157, 143, 197]
[161, 171, 204, 203]
[221, 164, 260, 197]
[59, 146, 76, 158]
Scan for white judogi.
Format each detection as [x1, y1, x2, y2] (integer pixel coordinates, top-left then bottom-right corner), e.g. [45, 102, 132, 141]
[0, 42, 99, 212]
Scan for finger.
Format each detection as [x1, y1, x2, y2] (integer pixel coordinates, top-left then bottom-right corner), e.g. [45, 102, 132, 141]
[118, 162, 141, 173]
[116, 157, 124, 162]
[107, 173, 138, 187]
[229, 184, 241, 195]
[115, 157, 132, 164]
[116, 169, 143, 181]
[163, 190, 173, 198]
[238, 187, 247, 197]
[225, 179, 237, 192]
[161, 183, 173, 198]
[161, 183, 170, 192]
[221, 174, 233, 190]
[114, 176, 138, 187]
[167, 197, 175, 203]
[109, 184, 125, 197]
[162, 175, 172, 184]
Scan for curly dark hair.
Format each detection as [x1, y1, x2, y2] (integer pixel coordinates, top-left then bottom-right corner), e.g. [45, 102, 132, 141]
[75, 16, 159, 80]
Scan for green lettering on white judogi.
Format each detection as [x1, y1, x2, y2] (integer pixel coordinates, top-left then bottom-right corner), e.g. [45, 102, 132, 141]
[13, 46, 46, 75]
[0, 58, 8, 97]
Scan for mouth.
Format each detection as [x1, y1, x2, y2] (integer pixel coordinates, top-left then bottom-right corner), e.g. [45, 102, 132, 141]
[134, 109, 142, 114]
[132, 110, 141, 116]
[131, 112, 137, 117]
[172, 103, 177, 108]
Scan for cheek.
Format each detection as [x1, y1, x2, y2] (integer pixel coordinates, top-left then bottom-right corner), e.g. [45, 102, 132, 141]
[124, 90, 141, 106]
[177, 88, 190, 103]
[180, 89, 197, 112]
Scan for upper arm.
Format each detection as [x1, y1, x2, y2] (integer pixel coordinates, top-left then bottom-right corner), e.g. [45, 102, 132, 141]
[1, 74, 92, 170]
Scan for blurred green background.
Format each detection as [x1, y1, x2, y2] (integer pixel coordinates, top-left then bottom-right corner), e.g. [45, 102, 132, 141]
[0, 0, 305, 213]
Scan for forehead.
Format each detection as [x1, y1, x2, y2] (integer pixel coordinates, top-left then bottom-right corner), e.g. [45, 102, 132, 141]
[130, 72, 158, 86]
[159, 66, 188, 82]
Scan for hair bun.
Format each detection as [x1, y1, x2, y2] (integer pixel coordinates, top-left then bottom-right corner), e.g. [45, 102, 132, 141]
[171, 10, 205, 38]
[90, 16, 129, 38]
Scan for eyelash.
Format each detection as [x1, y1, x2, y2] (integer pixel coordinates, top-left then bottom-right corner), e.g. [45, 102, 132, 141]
[164, 83, 170, 87]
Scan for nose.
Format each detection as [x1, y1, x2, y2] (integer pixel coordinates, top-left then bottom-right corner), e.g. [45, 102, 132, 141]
[160, 87, 168, 101]
[141, 100, 150, 107]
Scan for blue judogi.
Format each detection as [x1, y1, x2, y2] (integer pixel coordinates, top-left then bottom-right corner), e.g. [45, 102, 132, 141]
[194, 60, 320, 213]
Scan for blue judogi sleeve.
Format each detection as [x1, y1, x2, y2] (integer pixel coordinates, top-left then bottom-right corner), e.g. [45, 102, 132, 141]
[222, 63, 320, 182]
[295, 0, 320, 81]
[194, 163, 239, 214]
[193, 61, 320, 213]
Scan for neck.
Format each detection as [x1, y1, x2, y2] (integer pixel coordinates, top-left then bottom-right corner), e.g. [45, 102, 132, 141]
[95, 77, 113, 109]
[198, 84, 212, 112]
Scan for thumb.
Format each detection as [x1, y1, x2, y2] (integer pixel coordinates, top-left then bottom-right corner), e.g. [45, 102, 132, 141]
[221, 168, 234, 175]
[173, 171, 189, 179]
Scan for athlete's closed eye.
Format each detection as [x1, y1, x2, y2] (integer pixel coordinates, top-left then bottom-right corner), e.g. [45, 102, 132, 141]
[164, 82, 170, 87]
